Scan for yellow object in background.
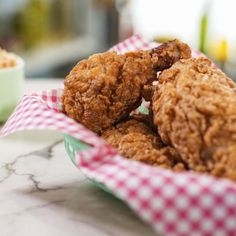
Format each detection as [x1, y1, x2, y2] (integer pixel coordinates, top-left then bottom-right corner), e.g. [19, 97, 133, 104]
[15, 0, 50, 49]
[209, 39, 228, 63]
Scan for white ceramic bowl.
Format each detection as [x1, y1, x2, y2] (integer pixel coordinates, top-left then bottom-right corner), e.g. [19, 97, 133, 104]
[0, 56, 25, 122]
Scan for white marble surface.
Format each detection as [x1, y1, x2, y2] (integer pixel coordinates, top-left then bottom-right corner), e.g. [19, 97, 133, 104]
[0, 80, 156, 236]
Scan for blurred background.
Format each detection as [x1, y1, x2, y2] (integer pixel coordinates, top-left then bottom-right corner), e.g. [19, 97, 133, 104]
[0, 0, 236, 79]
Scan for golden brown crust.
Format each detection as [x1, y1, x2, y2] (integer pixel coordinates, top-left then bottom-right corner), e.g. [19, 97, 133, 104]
[152, 57, 236, 180]
[101, 118, 186, 171]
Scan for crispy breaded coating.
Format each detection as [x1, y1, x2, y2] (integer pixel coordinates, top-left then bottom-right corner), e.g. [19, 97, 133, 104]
[152, 57, 236, 180]
[101, 118, 186, 171]
[62, 40, 191, 133]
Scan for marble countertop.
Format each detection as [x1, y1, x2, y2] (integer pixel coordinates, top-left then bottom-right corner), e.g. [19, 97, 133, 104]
[0, 79, 156, 236]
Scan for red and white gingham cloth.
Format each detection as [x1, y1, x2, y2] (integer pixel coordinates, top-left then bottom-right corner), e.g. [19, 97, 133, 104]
[1, 35, 236, 236]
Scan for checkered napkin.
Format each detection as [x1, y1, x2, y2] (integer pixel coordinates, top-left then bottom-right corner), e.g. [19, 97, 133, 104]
[1, 35, 236, 236]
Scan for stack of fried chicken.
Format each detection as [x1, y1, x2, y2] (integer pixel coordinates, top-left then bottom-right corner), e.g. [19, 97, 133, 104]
[62, 39, 236, 181]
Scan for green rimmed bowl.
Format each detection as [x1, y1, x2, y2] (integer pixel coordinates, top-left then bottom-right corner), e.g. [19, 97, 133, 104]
[63, 133, 114, 195]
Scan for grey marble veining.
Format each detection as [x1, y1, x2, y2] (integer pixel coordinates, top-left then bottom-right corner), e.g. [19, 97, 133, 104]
[0, 130, 157, 236]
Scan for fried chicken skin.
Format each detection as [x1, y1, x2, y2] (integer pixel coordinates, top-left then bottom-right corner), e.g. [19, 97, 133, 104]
[62, 40, 191, 133]
[152, 57, 236, 180]
[101, 117, 186, 171]
[151, 39, 192, 71]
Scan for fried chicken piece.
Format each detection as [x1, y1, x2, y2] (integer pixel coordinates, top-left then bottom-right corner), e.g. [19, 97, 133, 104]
[62, 39, 191, 133]
[101, 117, 186, 171]
[152, 57, 236, 180]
